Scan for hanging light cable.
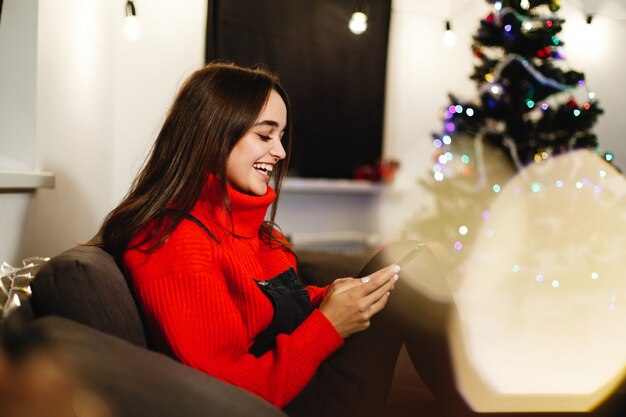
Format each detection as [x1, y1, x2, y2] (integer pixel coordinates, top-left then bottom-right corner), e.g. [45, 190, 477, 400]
[124, 1, 142, 42]
[443, 20, 456, 47]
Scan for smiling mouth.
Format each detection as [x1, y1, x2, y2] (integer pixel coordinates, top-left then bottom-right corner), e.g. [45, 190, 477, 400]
[253, 163, 274, 176]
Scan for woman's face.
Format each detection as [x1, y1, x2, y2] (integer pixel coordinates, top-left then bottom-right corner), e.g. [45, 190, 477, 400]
[226, 89, 287, 196]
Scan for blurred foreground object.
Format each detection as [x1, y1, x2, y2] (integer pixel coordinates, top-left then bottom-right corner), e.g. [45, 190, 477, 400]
[450, 149, 626, 412]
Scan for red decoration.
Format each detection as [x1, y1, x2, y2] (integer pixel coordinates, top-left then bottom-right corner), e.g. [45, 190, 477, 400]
[583, 102, 591, 110]
[567, 98, 579, 108]
[474, 48, 483, 58]
[486, 13, 494, 23]
[536, 47, 552, 59]
[353, 159, 400, 183]
[546, 20, 553, 27]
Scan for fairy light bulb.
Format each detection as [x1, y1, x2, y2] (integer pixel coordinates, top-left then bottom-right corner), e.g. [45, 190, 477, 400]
[349, 11, 368, 34]
[443, 20, 456, 48]
[124, 1, 142, 42]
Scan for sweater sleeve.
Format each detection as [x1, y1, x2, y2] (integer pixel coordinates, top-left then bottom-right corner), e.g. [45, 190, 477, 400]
[124, 227, 344, 408]
[305, 285, 330, 306]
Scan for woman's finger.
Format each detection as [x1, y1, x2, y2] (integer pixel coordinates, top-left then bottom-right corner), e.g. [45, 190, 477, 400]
[331, 278, 362, 295]
[368, 289, 391, 316]
[354, 265, 400, 297]
[363, 274, 396, 307]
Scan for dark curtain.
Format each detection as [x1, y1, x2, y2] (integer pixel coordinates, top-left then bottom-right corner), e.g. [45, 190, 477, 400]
[207, 0, 391, 179]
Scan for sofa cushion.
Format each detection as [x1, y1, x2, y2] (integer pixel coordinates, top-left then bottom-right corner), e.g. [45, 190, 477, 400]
[30, 245, 147, 348]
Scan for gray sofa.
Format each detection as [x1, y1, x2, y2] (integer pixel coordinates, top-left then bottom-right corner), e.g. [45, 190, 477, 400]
[22, 245, 286, 417]
[12, 245, 626, 417]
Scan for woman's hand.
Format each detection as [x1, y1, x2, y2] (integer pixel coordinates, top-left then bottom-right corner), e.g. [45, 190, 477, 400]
[319, 265, 400, 339]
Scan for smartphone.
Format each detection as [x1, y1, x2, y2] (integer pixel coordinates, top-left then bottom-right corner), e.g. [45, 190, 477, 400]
[396, 244, 426, 268]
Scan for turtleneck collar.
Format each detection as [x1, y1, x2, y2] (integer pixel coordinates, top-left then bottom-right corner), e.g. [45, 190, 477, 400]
[196, 175, 276, 238]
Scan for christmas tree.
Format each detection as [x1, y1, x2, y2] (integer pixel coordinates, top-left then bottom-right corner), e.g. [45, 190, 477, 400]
[405, 0, 610, 281]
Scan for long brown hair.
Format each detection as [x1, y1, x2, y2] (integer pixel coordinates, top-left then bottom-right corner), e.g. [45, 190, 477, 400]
[94, 62, 292, 258]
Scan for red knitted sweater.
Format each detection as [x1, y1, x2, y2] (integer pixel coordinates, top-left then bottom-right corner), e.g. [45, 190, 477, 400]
[123, 181, 344, 407]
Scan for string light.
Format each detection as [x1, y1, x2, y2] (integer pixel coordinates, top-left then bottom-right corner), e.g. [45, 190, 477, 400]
[124, 1, 142, 42]
[443, 20, 457, 47]
[349, 7, 368, 35]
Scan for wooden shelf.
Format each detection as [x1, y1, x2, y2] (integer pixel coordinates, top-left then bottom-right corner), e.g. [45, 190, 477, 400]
[282, 177, 385, 195]
[0, 171, 55, 190]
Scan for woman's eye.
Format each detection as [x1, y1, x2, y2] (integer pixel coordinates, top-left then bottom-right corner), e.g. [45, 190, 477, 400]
[257, 134, 272, 141]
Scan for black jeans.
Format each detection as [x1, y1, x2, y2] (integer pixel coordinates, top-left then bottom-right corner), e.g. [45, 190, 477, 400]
[284, 240, 469, 417]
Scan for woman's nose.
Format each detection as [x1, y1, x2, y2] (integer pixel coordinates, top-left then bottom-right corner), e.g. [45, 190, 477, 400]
[270, 138, 286, 160]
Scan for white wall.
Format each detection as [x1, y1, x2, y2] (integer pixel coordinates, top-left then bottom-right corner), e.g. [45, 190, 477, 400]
[0, 0, 207, 262]
[0, 0, 39, 264]
[17, 0, 116, 261]
[111, 0, 207, 203]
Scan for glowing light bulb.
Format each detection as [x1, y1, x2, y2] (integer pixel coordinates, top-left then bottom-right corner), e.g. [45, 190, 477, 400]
[466, 108, 475, 116]
[349, 12, 368, 34]
[459, 226, 469, 236]
[494, 1, 502, 11]
[531, 182, 542, 193]
[490, 85, 500, 95]
[521, 0, 530, 9]
[124, 1, 141, 42]
[442, 135, 452, 145]
[443, 21, 456, 47]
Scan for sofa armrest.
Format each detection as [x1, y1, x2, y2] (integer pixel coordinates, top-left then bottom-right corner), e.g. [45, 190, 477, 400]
[33, 316, 287, 417]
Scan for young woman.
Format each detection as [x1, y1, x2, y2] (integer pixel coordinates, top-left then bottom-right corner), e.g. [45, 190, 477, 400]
[96, 62, 460, 417]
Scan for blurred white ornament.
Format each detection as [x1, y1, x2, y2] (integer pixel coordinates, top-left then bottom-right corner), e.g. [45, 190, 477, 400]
[450, 149, 626, 412]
